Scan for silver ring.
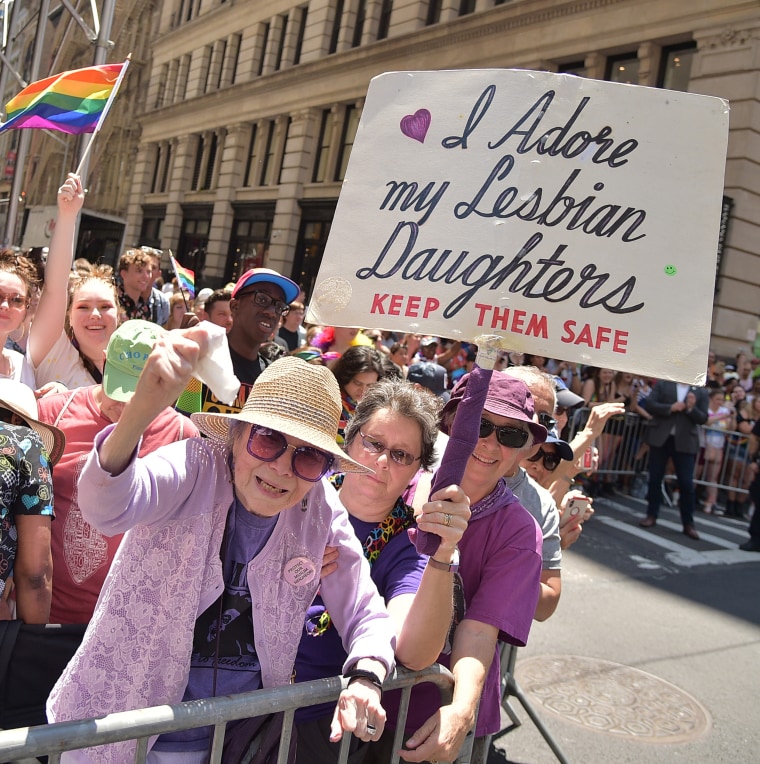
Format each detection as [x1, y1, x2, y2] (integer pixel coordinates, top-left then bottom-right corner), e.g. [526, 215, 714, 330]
[443, 512, 452, 527]
[367, 723, 376, 734]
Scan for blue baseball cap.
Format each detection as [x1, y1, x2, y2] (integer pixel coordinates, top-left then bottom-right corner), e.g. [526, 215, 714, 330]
[546, 429, 574, 461]
[553, 375, 584, 409]
[232, 268, 299, 304]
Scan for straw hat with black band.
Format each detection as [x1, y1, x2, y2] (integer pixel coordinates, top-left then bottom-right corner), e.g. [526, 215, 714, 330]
[0, 379, 66, 465]
[191, 356, 372, 475]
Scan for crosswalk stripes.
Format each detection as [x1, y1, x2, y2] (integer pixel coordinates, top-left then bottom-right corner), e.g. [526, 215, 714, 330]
[582, 495, 756, 568]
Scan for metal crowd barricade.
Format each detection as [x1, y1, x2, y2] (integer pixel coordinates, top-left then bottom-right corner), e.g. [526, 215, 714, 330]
[693, 422, 754, 500]
[566, 408, 652, 486]
[567, 407, 754, 503]
[490, 643, 569, 764]
[0, 665, 475, 764]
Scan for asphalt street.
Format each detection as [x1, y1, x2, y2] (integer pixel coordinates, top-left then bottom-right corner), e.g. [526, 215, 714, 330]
[488, 491, 760, 764]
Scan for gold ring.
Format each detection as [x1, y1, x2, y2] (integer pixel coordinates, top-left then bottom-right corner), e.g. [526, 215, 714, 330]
[444, 512, 452, 527]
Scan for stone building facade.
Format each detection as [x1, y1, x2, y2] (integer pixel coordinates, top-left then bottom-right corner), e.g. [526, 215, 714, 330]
[9, 0, 760, 357]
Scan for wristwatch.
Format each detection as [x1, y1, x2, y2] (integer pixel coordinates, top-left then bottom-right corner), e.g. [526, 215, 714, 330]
[427, 546, 460, 574]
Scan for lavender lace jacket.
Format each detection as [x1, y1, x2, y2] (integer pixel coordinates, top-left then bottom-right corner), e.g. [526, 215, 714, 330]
[47, 428, 395, 763]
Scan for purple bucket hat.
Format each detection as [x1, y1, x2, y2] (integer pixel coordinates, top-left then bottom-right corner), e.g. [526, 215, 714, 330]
[441, 370, 547, 444]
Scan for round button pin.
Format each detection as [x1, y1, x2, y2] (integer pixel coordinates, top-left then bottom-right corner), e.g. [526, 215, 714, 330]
[284, 556, 317, 586]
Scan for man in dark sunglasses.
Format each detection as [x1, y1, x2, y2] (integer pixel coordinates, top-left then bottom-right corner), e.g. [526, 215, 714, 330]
[176, 267, 301, 418]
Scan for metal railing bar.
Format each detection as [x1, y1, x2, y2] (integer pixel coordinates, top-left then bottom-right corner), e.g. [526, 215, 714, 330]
[0, 666, 455, 761]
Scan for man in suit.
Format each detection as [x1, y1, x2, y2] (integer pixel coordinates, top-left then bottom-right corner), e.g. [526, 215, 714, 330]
[639, 380, 709, 540]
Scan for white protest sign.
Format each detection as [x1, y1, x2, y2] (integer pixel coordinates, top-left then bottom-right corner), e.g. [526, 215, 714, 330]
[308, 70, 729, 384]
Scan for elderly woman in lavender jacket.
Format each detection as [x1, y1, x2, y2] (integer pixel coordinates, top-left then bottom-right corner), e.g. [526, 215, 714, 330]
[47, 328, 396, 764]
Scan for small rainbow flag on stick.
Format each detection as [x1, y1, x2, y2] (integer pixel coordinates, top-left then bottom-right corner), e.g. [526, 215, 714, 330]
[170, 253, 196, 299]
[0, 61, 129, 135]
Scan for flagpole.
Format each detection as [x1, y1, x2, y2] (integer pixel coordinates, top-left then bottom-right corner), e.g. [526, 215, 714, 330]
[75, 53, 132, 175]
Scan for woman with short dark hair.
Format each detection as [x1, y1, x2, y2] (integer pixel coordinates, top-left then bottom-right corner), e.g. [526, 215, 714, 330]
[331, 345, 386, 443]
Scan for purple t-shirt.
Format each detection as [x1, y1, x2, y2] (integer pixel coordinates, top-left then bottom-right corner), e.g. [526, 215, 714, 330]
[388, 483, 542, 738]
[294, 513, 426, 722]
[155, 498, 277, 752]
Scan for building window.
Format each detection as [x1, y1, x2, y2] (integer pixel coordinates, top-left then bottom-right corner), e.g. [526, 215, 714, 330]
[150, 147, 161, 193]
[260, 122, 277, 186]
[607, 53, 639, 84]
[215, 39, 228, 89]
[155, 64, 168, 107]
[160, 143, 172, 192]
[352, 0, 366, 48]
[227, 206, 275, 284]
[275, 14, 288, 71]
[329, 0, 344, 54]
[229, 34, 242, 85]
[459, 0, 476, 16]
[202, 45, 214, 93]
[558, 60, 587, 77]
[426, 0, 442, 26]
[294, 203, 338, 299]
[257, 22, 271, 76]
[293, 7, 308, 64]
[140, 207, 165, 249]
[244, 125, 259, 187]
[277, 118, 293, 184]
[176, 54, 191, 101]
[659, 43, 696, 92]
[176, 0, 199, 25]
[202, 133, 218, 190]
[192, 136, 205, 190]
[377, 0, 392, 40]
[179, 212, 211, 272]
[313, 109, 334, 182]
[190, 132, 220, 191]
[151, 144, 172, 194]
[335, 105, 359, 181]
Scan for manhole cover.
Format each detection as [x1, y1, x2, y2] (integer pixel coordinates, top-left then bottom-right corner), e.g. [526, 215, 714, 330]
[515, 654, 711, 743]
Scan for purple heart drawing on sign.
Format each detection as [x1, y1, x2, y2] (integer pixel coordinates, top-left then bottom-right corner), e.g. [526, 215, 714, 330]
[400, 109, 431, 144]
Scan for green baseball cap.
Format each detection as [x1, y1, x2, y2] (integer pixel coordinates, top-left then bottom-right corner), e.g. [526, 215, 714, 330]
[103, 320, 167, 402]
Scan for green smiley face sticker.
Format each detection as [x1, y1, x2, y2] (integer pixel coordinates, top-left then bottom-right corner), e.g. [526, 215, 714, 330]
[664, 265, 677, 276]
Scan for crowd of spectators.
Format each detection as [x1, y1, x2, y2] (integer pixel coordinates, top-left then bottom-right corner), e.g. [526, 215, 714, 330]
[1, 170, 759, 763]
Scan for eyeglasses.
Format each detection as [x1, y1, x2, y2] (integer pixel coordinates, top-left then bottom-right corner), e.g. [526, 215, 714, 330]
[246, 425, 333, 482]
[526, 447, 562, 472]
[237, 290, 290, 316]
[479, 418, 529, 448]
[555, 406, 567, 417]
[359, 431, 421, 466]
[0, 291, 28, 309]
[537, 412, 557, 431]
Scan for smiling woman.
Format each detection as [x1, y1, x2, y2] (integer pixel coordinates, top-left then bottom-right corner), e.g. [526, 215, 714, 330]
[48, 348, 397, 762]
[28, 173, 121, 390]
[293, 379, 470, 763]
[0, 250, 37, 387]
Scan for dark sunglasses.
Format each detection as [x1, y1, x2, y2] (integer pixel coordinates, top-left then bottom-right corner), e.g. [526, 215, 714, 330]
[246, 425, 333, 482]
[526, 447, 562, 472]
[537, 411, 557, 431]
[237, 290, 290, 316]
[359, 431, 420, 466]
[479, 418, 529, 448]
[555, 406, 567, 417]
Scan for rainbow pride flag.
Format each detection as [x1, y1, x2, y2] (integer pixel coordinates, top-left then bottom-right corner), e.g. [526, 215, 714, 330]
[170, 254, 195, 298]
[0, 63, 126, 134]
